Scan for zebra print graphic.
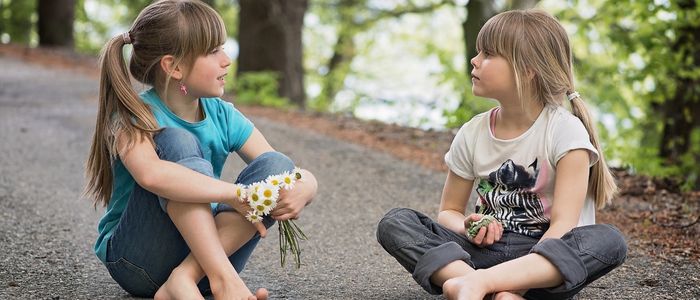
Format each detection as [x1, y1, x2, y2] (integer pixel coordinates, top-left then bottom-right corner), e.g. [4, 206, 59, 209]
[476, 159, 549, 238]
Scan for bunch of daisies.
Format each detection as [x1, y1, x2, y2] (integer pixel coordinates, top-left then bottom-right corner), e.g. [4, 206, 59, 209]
[233, 167, 308, 268]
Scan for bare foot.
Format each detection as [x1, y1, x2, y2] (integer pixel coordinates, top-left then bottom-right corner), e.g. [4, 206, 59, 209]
[493, 291, 525, 300]
[154, 269, 205, 300]
[442, 271, 490, 300]
[251, 288, 268, 300]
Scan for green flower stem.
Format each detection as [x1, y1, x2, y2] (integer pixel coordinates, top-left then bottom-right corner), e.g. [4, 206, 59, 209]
[279, 219, 307, 268]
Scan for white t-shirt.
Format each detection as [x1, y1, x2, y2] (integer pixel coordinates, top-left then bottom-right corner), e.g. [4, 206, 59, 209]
[444, 105, 599, 238]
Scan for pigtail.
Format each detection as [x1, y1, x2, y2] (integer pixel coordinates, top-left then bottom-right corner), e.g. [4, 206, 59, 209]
[84, 33, 158, 208]
[568, 93, 618, 209]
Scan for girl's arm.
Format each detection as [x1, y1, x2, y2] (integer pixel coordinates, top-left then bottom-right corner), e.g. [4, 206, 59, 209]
[540, 149, 591, 241]
[118, 132, 239, 206]
[237, 128, 318, 221]
[437, 170, 474, 235]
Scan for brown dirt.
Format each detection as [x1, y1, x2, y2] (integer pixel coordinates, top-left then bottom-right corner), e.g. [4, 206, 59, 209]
[4, 43, 698, 263]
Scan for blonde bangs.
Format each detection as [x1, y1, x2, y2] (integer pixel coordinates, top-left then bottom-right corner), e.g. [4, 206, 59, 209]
[177, 1, 227, 62]
[475, 12, 522, 61]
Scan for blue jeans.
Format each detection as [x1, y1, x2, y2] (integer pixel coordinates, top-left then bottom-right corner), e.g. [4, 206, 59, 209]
[105, 128, 294, 297]
[376, 208, 628, 299]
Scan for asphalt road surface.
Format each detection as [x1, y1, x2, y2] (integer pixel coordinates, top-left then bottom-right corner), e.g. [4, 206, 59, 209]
[1, 55, 698, 299]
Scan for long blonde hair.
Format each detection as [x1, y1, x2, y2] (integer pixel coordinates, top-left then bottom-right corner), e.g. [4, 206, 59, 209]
[476, 9, 618, 209]
[85, 0, 226, 207]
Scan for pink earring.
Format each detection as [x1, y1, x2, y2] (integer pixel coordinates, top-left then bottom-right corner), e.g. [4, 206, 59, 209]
[179, 81, 188, 95]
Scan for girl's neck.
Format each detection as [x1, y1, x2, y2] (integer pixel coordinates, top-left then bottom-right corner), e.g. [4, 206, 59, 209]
[492, 96, 544, 139]
[156, 87, 203, 123]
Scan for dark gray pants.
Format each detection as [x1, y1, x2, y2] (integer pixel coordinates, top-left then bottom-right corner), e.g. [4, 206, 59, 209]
[376, 208, 627, 299]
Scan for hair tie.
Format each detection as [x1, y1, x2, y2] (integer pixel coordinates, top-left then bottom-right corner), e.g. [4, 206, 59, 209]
[122, 32, 132, 44]
[567, 91, 580, 101]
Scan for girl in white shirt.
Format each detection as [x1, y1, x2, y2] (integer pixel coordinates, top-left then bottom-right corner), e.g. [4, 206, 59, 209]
[377, 9, 626, 300]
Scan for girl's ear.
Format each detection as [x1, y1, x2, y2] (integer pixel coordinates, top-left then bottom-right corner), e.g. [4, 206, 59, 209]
[160, 55, 184, 81]
[525, 68, 536, 81]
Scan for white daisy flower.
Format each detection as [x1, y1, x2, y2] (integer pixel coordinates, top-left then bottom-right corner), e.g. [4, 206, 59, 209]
[234, 184, 248, 203]
[246, 211, 262, 223]
[266, 175, 283, 187]
[253, 203, 268, 215]
[280, 172, 296, 190]
[248, 188, 262, 207]
[261, 197, 276, 214]
[258, 182, 279, 202]
[249, 181, 264, 193]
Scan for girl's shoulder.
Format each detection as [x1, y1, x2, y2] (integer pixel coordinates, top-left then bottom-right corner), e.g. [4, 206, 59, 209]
[455, 108, 493, 135]
[200, 97, 241, 115]
[545, 105, 588, 135]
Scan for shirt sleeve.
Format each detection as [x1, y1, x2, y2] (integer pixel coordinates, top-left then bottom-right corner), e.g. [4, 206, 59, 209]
[222, 101, 254, 152]
[444, 122, 476, 180]
[551, 113, 599, 167]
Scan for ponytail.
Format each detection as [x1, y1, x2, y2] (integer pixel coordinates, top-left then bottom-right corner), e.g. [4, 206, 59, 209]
[568, 93, 618, 209]
[84, 33, 159, 208]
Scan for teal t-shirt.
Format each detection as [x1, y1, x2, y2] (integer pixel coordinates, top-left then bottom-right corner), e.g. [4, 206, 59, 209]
[94, 88, 254, 263]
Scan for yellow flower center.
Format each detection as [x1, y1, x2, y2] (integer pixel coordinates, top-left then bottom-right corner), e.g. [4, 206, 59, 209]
[256, 205, 265, 212]
[263, 189, 273, 198]
[263, 199, 273, 206]
[251, 193, 259, 201]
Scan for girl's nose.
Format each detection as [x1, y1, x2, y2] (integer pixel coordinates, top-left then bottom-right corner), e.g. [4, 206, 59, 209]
[221, 52, 231, 68]
[470, 55, 479, 69]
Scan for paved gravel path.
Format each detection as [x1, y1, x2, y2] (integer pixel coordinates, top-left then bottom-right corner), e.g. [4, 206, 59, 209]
[1, 55, 698, 299]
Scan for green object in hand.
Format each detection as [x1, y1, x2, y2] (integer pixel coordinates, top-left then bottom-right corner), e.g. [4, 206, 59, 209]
[467, 215, 497, 238]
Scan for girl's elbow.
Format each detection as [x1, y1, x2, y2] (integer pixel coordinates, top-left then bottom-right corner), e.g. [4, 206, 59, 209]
[133, 171, 159, 191]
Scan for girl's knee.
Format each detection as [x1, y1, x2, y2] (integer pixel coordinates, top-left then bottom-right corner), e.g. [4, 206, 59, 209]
[376, 208, 418, 246]
[252, 152, 295, 174]
[576, 224, 628, 266]
[153, 128, 203, 162]
[599, 224, 628, 265]
[236, 152, 295, 185]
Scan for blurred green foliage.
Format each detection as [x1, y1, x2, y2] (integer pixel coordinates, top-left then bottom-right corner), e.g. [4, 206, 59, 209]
[233, 71, 292, 108]
[0, 0, 36, 45]
[553, 0, 699, 189]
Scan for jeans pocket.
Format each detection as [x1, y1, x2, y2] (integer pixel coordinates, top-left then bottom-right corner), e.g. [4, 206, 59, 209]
[573, 224, 627, 266]
[106, 258, 159, 297]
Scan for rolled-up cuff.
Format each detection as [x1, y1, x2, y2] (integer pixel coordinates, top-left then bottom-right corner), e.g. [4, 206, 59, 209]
[413, 242, 473, 295]
[530, 238, 587, 292]
[158, 156, 215, 213]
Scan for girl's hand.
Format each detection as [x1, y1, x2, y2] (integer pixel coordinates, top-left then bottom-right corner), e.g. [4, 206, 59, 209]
[464, 213, 503, 247]
[270, 187, 307, 221]
[271, 169, 317, 221]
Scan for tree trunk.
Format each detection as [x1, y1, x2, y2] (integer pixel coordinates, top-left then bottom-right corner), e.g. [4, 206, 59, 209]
[238, 0, 308, 107]
[38, 0, 75, 48]
[659, 0, 700, 164]
[462, 0, 498, 76]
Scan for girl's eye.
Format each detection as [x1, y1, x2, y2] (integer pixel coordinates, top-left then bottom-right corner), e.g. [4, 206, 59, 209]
[210, 46, 223, 54]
